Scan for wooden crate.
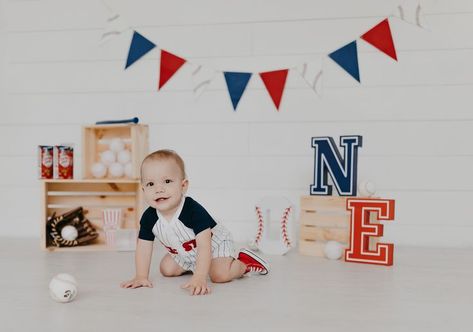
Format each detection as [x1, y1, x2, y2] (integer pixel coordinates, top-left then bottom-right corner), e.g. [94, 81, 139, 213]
[299, 196, 378, 257]
[41, 179, 144, 252]
[82, 124, 149, 180]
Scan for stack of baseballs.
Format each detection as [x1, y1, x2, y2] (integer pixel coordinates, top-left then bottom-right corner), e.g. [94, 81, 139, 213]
[91, 138, 133, 179]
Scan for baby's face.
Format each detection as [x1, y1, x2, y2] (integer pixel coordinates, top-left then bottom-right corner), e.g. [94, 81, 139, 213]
[141, 158, 188, 218]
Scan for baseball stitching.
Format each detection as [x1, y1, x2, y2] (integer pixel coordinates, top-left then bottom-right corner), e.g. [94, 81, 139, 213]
[254, 206, 264, 246]
[280, 206, 292, 248]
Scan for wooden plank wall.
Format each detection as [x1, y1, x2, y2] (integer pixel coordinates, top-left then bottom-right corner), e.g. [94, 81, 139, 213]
[0, 0, 472, 247]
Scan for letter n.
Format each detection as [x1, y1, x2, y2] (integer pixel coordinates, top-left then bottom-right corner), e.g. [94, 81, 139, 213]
[310, 136, 362, 196]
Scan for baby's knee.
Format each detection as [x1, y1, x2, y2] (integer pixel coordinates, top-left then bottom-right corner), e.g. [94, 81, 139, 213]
[209, 270, 232, 283]
[160, 261, 181, 277]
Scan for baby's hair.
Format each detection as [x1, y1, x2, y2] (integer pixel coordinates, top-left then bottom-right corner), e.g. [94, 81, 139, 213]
[141, 149, 187, 180]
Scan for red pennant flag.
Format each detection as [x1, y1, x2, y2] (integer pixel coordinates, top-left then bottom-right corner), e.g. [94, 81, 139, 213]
[158, 50, 186, 90]
[361, 18, 397, 61]
[259, 69, 289, 110]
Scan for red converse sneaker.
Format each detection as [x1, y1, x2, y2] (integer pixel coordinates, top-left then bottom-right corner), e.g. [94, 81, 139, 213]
[238, 249, 270, 275]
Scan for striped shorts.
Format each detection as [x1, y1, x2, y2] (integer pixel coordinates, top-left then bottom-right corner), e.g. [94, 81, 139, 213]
[171, 224, 236, 272]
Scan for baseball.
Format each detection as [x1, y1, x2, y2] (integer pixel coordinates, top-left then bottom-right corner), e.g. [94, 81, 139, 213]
[100, 150, 116, 166]
[117, 149, 131, 165]
[109, 162, 124, 178]
[49, 273, 78, 303]
[124, 162, 133, 178]
[91, 162, 107, 178]
[324, 241, 344, 260]
[109, 138, 125, 153]
[358, 180, 376, 197]
[61, 225, 78, 241]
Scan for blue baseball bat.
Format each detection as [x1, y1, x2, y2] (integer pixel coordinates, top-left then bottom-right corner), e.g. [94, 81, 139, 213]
[95, 117, 139, 125]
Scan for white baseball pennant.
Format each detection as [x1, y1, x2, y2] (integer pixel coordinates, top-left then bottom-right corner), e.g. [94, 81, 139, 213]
[295, 59, 323, 96]
[250, 196, 295, 256]
[190, 64, 216, 99]
[392, 0, 426, 28]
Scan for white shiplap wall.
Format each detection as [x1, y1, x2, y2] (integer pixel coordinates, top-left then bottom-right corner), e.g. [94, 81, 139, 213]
[1, 0, 473, 247]
[0, 0, 5, 116]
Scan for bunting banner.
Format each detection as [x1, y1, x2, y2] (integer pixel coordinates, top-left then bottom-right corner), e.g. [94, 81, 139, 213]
[328, 41, 360, 83]
[392, 0, 425, 28]
[361, 19, 397, 61]
[295, 58, 324, 96]
[223, 72, 252, 111]
[260, 69, 289, 110]
[190, 64, 216, 99]
[109, 0, 433, 111]
[158, 50, 187, 90]
[125, 31, 156, 69]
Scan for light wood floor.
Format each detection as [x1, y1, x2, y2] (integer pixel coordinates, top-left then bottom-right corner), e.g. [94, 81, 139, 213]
[1, 238, 471, 332]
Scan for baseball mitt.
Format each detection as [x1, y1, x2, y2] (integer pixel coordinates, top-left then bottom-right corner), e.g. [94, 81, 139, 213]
[47, 207, 99, 247]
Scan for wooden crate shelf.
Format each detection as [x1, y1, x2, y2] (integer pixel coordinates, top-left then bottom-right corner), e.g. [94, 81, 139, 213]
[40, 123, 149, 252]
[44, 243, 114, 252]
[82, 124, 149, 180]
[41, 179, 144, 252]
[299, 196, 378, 257]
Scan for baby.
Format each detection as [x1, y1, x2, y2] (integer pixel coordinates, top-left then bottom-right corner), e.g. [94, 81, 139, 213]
[121, 149, 269, 295]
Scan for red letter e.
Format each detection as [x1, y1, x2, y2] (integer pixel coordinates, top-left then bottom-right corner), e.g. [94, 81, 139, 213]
[345, 198, 395, 266]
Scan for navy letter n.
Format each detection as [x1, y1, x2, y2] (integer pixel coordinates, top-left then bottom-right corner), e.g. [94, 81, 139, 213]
[310, 135, 362, 196]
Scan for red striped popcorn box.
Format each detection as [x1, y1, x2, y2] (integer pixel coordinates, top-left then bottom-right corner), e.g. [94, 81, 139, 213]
[103, 209, 122, 248]
[103, 209, 121, 230]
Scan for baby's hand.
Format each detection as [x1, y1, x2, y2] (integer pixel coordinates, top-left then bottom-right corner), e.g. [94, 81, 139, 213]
[120, 276, 153, 289]
[181, 275, 210, 296]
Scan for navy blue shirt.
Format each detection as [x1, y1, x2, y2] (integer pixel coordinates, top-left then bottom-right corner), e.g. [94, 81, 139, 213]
[138, 196, 217, 241]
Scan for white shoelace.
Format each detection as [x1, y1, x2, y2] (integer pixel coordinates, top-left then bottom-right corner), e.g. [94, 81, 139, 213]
[247, 266, 264, 273]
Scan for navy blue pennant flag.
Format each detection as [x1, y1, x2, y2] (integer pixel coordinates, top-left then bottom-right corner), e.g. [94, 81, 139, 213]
[223, 72, 252, 111]
[125, 31, 156, 69]
[328, 41, 360, 83]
